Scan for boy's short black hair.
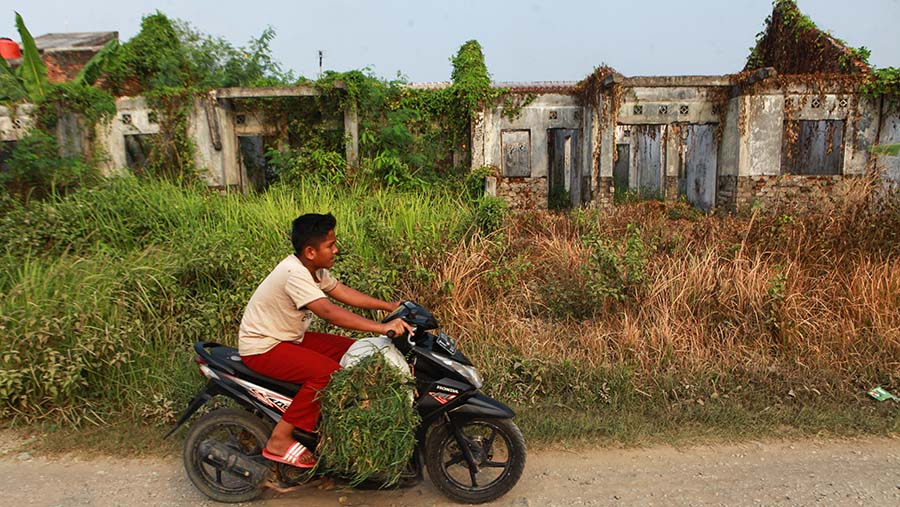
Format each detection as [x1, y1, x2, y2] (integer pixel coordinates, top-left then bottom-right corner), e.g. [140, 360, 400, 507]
[291, 213, 337, 254]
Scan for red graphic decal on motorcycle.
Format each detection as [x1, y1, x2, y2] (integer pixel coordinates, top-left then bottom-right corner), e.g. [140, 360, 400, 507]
[225, 374, 292, 413]
[429, 392, 456, 405]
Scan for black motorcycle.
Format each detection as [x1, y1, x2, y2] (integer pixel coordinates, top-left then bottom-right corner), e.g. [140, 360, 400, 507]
[168, 301, 526, 504]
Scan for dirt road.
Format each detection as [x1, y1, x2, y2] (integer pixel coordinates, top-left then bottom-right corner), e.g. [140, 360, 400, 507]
[1, 436, 898, 507]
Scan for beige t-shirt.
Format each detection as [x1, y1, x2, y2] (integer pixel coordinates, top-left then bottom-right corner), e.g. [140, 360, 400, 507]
[238, 254, 338, 356]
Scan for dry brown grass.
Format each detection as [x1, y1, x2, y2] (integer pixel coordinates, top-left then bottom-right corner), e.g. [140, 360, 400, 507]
[405, 179, 900, 404]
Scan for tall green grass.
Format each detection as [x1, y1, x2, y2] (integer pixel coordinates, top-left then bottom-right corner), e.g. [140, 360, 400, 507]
[0, 177, 477, 425]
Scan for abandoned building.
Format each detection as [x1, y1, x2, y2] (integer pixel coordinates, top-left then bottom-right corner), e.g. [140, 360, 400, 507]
[475, 69, 896, 211]
[474, 3, 900, 212]
[1, 2, 899, 211]
[99, 85, 359, 191]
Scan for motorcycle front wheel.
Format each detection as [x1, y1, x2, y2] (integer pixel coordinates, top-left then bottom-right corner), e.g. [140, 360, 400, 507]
[425, 417, 526, 504]
[182, 407, 272, 503]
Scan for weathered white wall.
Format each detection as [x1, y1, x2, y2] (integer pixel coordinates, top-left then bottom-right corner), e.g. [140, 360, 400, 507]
[717, 97, 741, 178]
[0, 104, 35, 141]
[616, 87, 722, 125]
[189, 96, 241, 188]
[614, 86, 723, 181]
[96, 96, 241, 188]
[875, 101, 900, 186]
[483, 94, 586, 178]
[97, 96, 159, 176]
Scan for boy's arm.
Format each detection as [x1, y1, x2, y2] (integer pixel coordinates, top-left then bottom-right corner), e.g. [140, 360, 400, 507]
[327, 282, 399, 312]
[306, 297, 412, 336]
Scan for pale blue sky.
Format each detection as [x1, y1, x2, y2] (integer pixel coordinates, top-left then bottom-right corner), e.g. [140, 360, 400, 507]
[9, 0, 900, 82]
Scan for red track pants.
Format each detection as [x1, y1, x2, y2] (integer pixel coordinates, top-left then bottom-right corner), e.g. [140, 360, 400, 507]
[241, 332, 354, 432]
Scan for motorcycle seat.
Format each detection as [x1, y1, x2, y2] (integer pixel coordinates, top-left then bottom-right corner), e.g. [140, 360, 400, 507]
[208, 345, 302, 395]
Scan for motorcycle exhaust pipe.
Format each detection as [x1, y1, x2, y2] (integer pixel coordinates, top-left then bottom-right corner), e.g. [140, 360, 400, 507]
[198, 440, 271, 484]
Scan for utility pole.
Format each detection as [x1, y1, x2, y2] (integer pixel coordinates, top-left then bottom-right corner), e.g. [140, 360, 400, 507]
[318, 50, 324, 79]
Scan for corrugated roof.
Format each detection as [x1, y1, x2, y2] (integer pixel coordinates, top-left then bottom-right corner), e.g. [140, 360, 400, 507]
[34, 32, 117, 51]
[405, 81, 578, 93]
[493, 81, 578, 93]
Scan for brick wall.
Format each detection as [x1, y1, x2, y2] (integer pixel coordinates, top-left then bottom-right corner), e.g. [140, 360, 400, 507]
[594, 176, 615, 207]
[496, 177, 549, 209]
[717, 175, 738, 212]
[43, 49, 99, 83]
[731, 174, 849, 212]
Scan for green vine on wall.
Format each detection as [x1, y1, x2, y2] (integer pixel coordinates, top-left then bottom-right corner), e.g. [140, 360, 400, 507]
[145, 87, 197, 182]
[500, 93, 537, 121]
[8, 8, 505, 190]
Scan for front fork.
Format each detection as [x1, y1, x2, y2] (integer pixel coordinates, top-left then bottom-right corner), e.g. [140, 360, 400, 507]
[446, 414, 483, 475]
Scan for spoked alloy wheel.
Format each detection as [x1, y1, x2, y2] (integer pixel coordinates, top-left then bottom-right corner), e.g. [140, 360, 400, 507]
[183, 408, 272, 503]
[425, 417, 526, 504]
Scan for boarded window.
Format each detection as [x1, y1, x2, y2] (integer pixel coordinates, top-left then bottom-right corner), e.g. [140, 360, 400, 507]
[501, 130, 531, 177]
[782, 120, 844, 175]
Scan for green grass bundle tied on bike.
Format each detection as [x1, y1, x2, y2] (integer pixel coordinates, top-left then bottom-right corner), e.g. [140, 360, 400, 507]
[316, 352, 419, 487]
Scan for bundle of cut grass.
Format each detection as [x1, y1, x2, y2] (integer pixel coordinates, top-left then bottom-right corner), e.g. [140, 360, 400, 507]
[316, 353, 419, 486]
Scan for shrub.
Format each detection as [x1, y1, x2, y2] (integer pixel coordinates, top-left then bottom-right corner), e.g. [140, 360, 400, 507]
[1, 130, 96, 202]
[267, 147, 346, 186]
[473, 195, 508, 233]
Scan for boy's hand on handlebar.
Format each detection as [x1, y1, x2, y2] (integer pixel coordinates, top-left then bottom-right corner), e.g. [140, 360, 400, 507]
[381, 318, 413, 338]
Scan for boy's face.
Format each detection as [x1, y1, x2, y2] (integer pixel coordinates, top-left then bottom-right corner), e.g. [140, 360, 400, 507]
[304, 229, 338, 269]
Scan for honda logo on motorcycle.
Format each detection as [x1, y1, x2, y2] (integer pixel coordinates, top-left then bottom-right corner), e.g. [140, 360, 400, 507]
[429, 391, 457, 405]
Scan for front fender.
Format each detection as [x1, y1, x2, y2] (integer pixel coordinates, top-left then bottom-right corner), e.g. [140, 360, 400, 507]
[448, 392, 515, 419]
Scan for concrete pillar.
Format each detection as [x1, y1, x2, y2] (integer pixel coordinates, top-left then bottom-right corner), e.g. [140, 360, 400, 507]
[471, 111, 485, 170]
[343, 101, 359, 166]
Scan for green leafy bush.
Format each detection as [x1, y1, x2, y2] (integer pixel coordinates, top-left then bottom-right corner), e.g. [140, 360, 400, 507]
[267, 147, 346, 186]
[473, 195, 509, 233]
[105, 12, 191, 92]
[1, 130, 96, 201]
[316, 354, 418, 486]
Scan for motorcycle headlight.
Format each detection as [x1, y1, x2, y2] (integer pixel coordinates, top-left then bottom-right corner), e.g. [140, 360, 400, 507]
[433, 352, 483, 389]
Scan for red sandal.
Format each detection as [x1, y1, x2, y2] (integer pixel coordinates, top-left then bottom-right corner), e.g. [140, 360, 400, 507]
[262, 441, 317, 469]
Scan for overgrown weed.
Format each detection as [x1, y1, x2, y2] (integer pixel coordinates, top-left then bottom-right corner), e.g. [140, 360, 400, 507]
[1, 176, 898, 446]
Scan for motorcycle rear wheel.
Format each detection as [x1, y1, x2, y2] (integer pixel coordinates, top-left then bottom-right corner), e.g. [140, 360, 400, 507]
[425, 417, 526, 504]
[183, 407, 272, 503]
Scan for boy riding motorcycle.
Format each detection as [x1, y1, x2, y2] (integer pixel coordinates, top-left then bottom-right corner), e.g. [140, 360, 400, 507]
[238, 213, 413, 467]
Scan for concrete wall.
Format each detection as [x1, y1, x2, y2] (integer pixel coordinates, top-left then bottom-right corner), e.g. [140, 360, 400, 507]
[190, 96, 242, 189]
[595, 84, 726, 207]
[96, 96, 242, 188]
[580, 78, 892, 212]
[717, 89, 883, 211]
[874, 101, 900, 188]
[477, 93, 590, 208]
[0, 104, 35, 141]
[97, 96, 159, 177]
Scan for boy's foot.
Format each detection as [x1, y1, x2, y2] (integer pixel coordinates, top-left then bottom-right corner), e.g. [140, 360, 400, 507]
[262, 441, 316, 468]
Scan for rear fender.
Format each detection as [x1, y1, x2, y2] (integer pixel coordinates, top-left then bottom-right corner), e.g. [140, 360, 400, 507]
[164, 381, 219, 439]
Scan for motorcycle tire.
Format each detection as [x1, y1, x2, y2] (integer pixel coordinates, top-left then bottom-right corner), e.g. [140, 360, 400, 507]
[182, 407, 272, 503]
[425, 417, 526, 504]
